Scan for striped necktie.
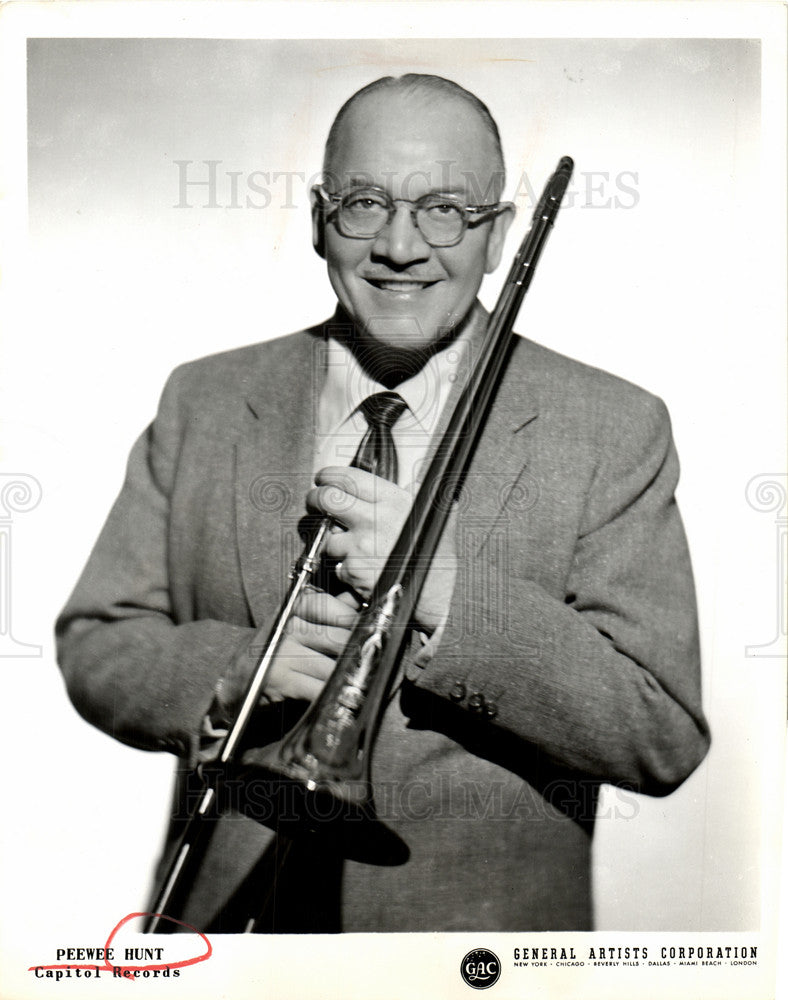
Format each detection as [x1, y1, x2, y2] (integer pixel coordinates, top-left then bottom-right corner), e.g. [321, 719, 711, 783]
[352, 392, 408, 484]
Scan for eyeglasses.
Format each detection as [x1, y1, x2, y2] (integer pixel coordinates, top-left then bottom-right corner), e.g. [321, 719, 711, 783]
[313, 184, 506, 248]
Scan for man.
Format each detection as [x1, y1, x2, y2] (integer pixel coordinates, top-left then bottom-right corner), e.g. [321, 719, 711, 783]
[56, 74, 709, 932]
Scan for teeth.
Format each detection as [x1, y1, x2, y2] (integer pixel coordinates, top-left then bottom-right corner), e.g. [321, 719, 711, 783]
[374, 281, 428, 291]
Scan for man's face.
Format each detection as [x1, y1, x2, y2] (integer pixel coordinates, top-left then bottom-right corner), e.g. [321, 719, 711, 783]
[317, 91, 514, 353]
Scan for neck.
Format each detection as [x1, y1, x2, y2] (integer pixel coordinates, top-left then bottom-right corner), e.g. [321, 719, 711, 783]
[330, 304, 481, 388]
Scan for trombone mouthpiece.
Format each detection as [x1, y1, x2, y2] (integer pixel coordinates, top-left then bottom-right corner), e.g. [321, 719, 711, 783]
[547, 156, 574, 206]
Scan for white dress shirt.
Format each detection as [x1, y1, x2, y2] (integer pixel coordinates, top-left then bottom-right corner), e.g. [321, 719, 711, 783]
[314, 333, 472, 491]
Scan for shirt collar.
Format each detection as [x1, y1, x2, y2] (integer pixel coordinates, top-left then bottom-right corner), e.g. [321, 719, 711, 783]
[319, 306, 486, 439]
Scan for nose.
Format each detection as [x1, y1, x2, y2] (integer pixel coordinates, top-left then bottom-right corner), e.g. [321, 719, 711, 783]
[370, 202, 432, 267]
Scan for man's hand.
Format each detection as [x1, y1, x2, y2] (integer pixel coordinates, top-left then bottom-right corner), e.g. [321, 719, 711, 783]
[264, 589, 359, 702]
[214, 589, 358, 717]
[306, 466, 458, 633]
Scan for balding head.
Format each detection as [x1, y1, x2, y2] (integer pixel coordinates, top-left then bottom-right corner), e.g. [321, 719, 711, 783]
[323, 74, 506, 202]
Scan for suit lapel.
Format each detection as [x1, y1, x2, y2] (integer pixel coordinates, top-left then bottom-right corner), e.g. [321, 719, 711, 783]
[234, 332, 326, 627]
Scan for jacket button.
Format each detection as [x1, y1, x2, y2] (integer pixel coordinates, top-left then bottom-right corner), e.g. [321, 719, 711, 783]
[449, 682, 466, 702]
[468, 693, 485, 712]
[485, 702, 498, 720]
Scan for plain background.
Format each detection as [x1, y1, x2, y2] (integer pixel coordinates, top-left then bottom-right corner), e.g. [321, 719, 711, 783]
[15, 32, 771, 925]
[0, 11, 785, 1000]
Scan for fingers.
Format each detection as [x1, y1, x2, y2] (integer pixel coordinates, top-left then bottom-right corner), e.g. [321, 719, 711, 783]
[322, 534, 383, 582]
[306, 483, 368, 527]
[266, 589, 359, 700]
[306, 467, 404, 525]
[263, 635, 336, 703]
[287, 614, 352, 656]
[289, 589, 360, 655]
[296, 588, 359, 627]
[336, 589, 362, 610]
[270, 662, 326, 704]
[305, 467, 413, 603]
[316, 466, 400, 502]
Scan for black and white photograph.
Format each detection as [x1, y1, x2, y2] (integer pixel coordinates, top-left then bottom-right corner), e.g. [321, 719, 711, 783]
[0, 3, 785, 999]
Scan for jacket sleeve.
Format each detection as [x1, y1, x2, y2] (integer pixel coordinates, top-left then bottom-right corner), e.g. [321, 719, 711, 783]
[408, 393, 710, 796]
[55, 367, 257, 759]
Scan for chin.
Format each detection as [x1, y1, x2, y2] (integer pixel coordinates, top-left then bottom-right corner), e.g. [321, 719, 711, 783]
[357, 314, 445, 353]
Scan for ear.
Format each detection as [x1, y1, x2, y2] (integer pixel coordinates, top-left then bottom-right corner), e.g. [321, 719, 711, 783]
[484, 203, 516, 274]
[311, 201, 326, 259]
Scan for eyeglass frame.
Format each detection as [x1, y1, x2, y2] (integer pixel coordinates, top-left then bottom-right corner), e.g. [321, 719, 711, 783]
[311, 183, 513, 249]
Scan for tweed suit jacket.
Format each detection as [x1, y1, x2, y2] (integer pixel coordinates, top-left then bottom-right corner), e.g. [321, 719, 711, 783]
[56, 315, 710, 932]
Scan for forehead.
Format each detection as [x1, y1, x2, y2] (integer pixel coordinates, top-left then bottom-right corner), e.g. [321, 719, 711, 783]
[327, 90, 501, 197]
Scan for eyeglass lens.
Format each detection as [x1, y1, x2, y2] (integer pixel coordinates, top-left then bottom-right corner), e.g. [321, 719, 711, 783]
[339, 190, 465, 246]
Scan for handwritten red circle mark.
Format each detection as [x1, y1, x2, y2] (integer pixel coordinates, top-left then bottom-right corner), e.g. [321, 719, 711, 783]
[28, 911, 212, 983]
[104, 911, 213, 975]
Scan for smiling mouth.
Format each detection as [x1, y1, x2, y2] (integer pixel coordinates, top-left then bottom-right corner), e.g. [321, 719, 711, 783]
[365, 278, 439, 292]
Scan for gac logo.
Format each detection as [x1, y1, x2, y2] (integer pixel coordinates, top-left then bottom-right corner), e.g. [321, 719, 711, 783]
[461, 948, 501, 989]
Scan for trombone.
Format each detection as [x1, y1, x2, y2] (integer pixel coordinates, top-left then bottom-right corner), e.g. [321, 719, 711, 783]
[143, 155, 574, 933]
